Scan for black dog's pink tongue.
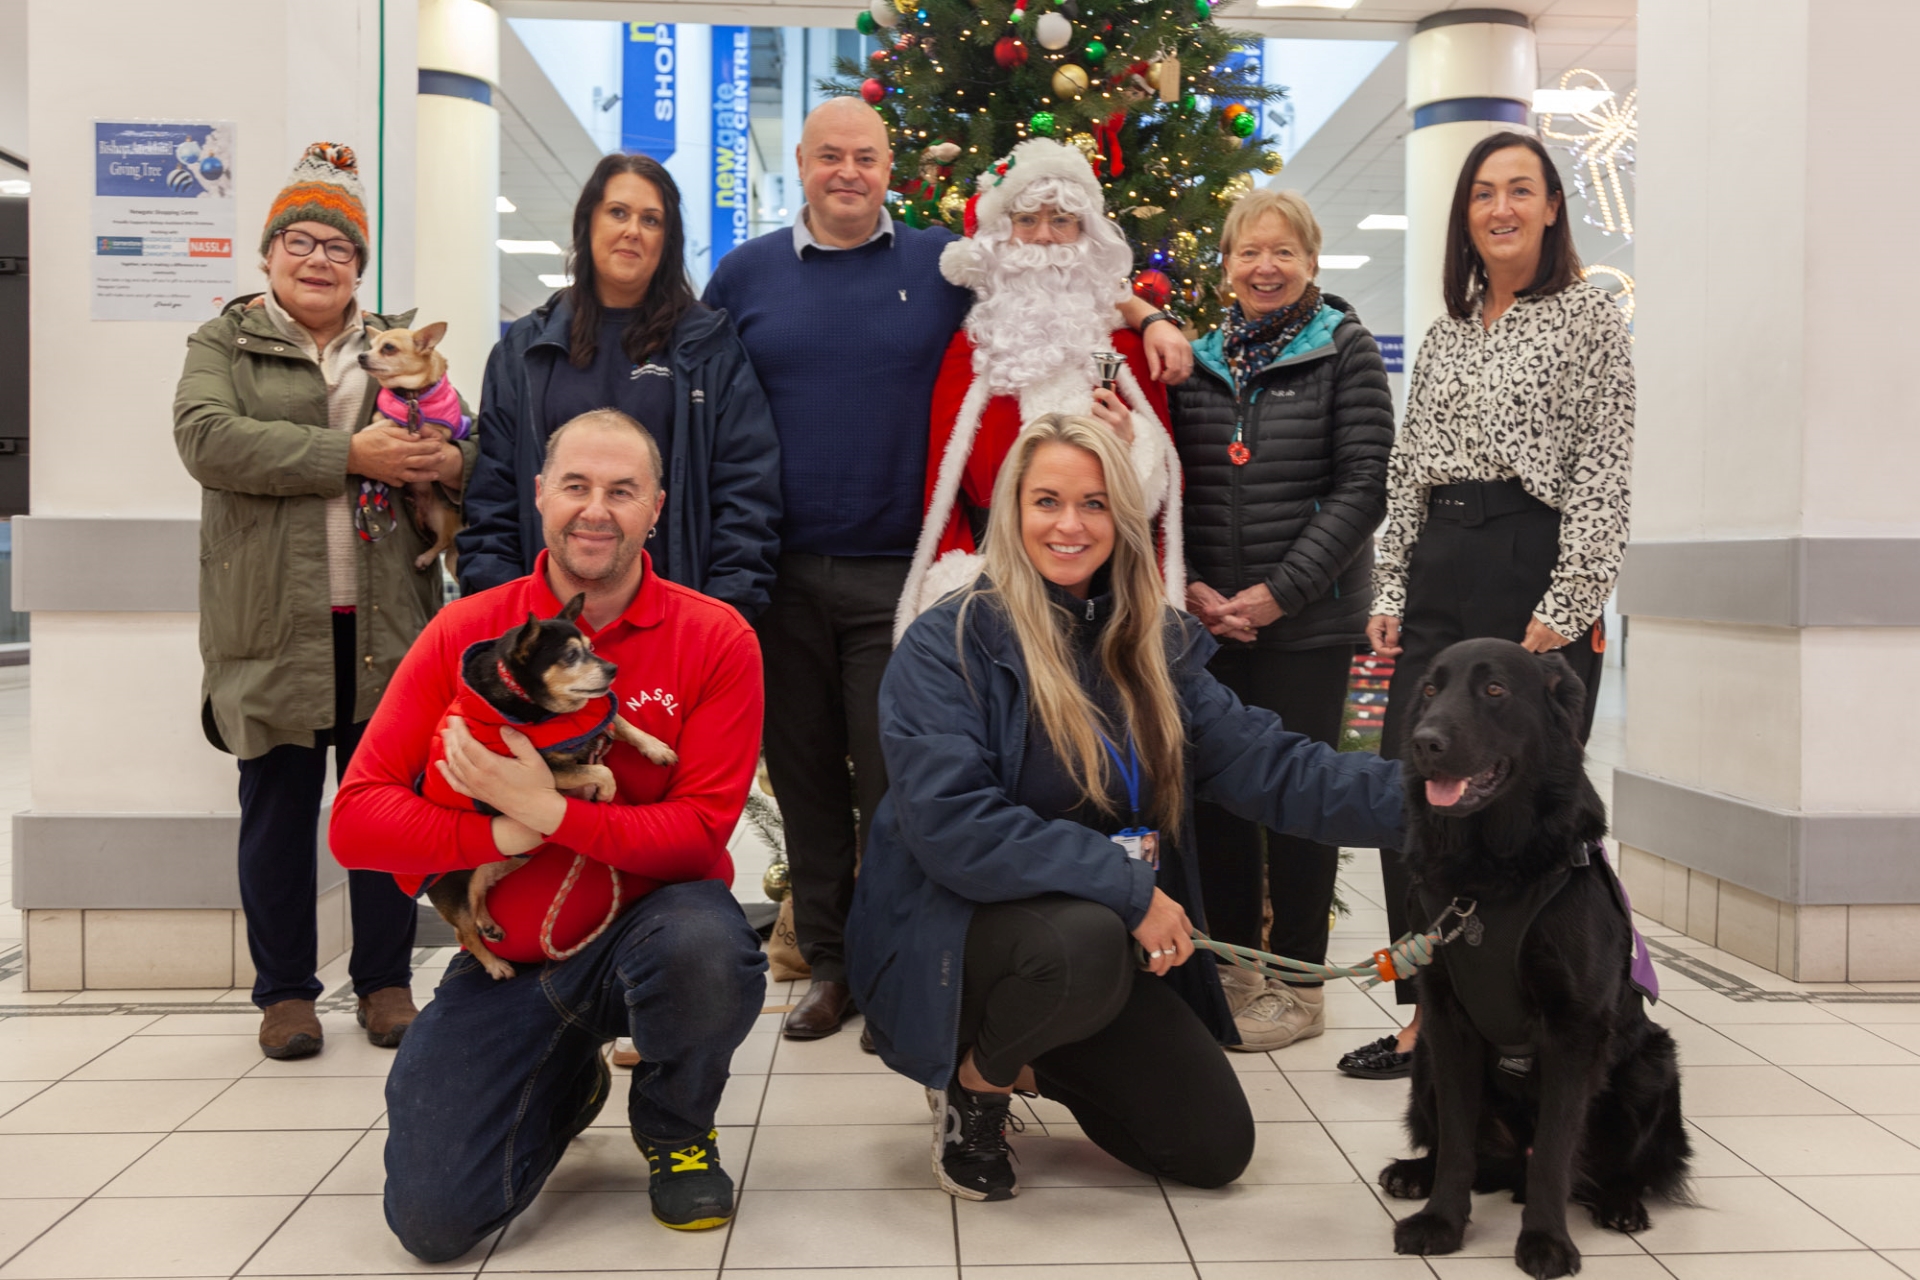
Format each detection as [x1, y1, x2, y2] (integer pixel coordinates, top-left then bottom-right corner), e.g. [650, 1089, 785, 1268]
[1427, 775, 1469, 808]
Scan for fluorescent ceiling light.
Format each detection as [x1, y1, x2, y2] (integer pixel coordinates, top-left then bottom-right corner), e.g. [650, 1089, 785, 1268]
[497, 239, 563, 255]
[1320, 255, 1370, 269]
[1533, 87, 1613, 114]
[1255, 0, 1358, 7]
[0, 179, 27, 197]
[496, 196, 516, 213]
[1358, 214, 1407, 231]
[538, 274, 573, 288]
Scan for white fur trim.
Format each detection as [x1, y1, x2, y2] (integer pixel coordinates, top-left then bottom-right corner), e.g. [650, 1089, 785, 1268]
[896, 375, 995, 646]
[973, 139, 1104, 236]
[939, 237, 991, 291]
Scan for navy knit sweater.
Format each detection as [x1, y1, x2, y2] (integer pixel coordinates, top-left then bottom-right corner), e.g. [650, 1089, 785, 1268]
[704, 222, 970, 558]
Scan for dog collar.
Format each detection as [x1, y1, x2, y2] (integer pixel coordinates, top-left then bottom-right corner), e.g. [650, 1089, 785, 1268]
[495, 659, 533, 704]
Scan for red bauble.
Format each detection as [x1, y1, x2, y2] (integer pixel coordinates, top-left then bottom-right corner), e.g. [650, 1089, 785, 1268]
[994, 36, 1029, 67]
[860, 77, 887, 105]
[869, 48, 889, 63]
[1131, 269, 1173, 309]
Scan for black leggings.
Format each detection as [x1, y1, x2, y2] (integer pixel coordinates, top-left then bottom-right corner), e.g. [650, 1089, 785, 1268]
[1194, 643, 1352, 980]
[1377, 495, 1604, 1004]
[958, 894, 1254, 1189]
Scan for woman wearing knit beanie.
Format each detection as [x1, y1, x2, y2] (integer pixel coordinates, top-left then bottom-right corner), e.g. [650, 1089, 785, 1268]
[174, 142, 477, 1060]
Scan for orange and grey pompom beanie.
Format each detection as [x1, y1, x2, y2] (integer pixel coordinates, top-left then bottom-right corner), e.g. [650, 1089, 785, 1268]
[261, 142, 369, 263]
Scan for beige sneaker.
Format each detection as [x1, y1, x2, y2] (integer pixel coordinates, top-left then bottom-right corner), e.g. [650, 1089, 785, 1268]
[1220, 966, 1325, 1052]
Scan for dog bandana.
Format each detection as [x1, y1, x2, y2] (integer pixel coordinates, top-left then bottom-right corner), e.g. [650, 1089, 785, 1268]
[376, 375, 471, 441]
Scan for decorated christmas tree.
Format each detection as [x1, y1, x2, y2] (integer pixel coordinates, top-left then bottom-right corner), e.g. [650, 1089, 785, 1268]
[827, 0, 1286, 327]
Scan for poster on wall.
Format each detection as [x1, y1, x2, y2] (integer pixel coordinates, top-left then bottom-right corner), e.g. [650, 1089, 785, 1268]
[91, 121, 237, 321]
[710, 26, 751, 270]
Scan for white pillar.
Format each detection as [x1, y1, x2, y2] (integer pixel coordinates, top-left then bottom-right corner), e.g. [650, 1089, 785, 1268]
[1402, 11, 1535, 358]
[416, 0, 499, 396]
[1614, 0, 1920, 982]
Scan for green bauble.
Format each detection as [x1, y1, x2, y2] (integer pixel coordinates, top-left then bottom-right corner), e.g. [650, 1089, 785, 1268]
[1195, 0, 1211, 19]
[1085, 38, 1106, 62]
[856, 10, 877, 34]
[1180, 92, 1198, 112]
[1230, 110, 1257, 138]
[1030, 110, 1056, 136]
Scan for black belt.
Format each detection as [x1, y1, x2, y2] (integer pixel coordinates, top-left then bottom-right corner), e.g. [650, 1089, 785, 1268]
[1425, 478, 1554, 527]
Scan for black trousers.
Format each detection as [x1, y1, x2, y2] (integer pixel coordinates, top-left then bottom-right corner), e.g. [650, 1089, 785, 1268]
[236, 611, 418, 1009]
[754, 552, 909, 984]
[1194, 643, 1352, 979]
[958, 894, 1255, 1189]
[1376, 495, 1604, 1005]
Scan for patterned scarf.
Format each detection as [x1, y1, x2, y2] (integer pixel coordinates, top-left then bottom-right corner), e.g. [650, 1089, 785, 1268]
[1223, 284, 1323, 387]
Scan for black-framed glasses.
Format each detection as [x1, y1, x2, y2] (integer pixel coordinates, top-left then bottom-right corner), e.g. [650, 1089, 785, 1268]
[275, 229, 359, 266]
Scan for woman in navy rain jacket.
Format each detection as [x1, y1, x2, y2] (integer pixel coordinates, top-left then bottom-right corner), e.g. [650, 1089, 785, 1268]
[456, 154, 780, 616]
[848, 413, 1404, 1204]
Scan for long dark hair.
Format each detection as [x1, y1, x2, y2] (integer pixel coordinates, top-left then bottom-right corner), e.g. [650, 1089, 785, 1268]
[565, 153, 698, 369]
[1442, 132, 1583, 320]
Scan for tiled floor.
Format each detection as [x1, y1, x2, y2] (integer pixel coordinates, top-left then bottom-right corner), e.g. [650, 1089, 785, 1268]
[4, 666, 1920, 1279]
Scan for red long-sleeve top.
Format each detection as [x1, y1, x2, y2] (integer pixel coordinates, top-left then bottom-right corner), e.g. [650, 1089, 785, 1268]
[330, 552, 762, 959]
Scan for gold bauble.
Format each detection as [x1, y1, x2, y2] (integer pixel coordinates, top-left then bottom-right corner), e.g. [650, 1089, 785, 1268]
[892, 0, 914, 12]
[1066, 132, 1100, 165]
[762, 856, 791, 902]
[1172, 229, 1200, 260]
[1216, 171, 1254, 204]
[1051, 63, 1091, 98]
[939, 185, 968, 222]
[1259, 150, 1285, 175]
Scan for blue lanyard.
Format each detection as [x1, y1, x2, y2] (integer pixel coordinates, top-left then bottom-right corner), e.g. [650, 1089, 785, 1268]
[1099, 731, 1142, 828]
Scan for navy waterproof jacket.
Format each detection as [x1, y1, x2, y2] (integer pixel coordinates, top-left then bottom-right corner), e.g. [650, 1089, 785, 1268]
[455, 296, 782, 616]
[847, 585, 1408, 1090]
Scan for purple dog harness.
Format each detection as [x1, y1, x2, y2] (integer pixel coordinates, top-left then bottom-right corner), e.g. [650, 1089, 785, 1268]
[356, 376, 470, 543]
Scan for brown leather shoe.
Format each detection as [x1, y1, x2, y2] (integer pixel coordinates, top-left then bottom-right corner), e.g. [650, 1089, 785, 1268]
[357, 987, 419, 1048]
[859, 1021, 877, 1054]
[259, 999, 323, 1060]
[782, 979, 853, 1040]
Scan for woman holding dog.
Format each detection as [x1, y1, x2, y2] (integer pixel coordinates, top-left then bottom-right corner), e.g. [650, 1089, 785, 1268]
[1339, 132, 1635, 1082]
[846, 414, 1404, 1202]
[1168, 187, 1393, 1055]
[458, 154, 780, 618]
[174, 143, 477, 1059]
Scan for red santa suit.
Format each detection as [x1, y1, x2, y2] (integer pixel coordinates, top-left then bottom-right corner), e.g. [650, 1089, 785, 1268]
[895, 324, 1185, 641]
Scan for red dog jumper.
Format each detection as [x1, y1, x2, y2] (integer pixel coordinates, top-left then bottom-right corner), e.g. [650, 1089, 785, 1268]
[331, 553, 763, 964]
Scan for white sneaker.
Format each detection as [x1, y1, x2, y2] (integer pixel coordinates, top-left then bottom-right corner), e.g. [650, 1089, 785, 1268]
[1221, 967, 1325, 1052]
[610, 1037, 641, 1069]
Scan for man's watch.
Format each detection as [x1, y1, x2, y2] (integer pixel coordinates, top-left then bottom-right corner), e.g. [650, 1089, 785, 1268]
[1139, 310, 1177, 333]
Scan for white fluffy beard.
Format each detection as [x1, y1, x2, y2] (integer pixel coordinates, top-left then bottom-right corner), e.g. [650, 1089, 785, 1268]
[964, 240, 1125, 397]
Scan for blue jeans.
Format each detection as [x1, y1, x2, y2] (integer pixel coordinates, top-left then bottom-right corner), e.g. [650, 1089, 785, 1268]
[382, 879, 767, 1263]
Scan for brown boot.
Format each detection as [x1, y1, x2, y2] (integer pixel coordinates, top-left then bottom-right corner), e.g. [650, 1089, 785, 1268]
[357, 987, 419, 1048]
[259, 999, 323, 1060]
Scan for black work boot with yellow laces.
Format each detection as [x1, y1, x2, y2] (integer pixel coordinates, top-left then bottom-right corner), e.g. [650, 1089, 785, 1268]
[634, 1129, 734, 1230]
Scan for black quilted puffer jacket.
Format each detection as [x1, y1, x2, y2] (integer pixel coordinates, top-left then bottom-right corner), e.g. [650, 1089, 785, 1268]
[1170, 295, 1393, 651]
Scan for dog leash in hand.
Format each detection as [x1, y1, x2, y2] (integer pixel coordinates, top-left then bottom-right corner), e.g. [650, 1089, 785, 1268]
[1136, 898, 1481, 989]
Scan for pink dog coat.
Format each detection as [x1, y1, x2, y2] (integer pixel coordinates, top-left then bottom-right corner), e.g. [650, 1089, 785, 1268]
[377, 375, 471, 441]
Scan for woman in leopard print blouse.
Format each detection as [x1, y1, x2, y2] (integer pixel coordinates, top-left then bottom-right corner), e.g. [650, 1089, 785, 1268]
[1338, 131, 1635, 1082]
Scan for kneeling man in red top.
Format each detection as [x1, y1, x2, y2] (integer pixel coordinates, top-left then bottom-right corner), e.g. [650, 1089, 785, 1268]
[330, 408, 768, 1259]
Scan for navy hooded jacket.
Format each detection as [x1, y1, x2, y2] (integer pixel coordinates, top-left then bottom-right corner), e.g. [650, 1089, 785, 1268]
[455, 295, 781, 617]
[847, 583, 1407, 1090]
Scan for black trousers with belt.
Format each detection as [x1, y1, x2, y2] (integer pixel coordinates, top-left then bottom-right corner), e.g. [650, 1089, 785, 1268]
[1194, 643, 1353, 980]
[753, 552, 910, 986]
[958, 894, 1254, 1189]
[1376, 481, 1605, 1005]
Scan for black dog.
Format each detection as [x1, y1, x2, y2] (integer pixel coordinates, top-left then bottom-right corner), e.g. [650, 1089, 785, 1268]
[1381, 638, 1689, 1279]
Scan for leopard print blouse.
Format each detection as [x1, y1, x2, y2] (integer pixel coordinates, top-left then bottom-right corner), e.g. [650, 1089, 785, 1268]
[1373, 282, 1635, 639]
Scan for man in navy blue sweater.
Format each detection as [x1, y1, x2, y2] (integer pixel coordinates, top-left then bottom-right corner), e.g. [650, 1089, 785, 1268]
[704, 97, 1192, 1040]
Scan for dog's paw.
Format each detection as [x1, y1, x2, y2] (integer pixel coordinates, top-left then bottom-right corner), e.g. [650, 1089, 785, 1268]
[1589, 1192, 1650, 1234]
[479, 955, 517, 981]
[1393, 1211, 1465, 1257]
[413, 551, 439, 572]
[1514, 1229, 1580, 1278]
[642, 744, 679, 768]
[1379, 1156, 1434, 1200]
[479, 920, 505, 943]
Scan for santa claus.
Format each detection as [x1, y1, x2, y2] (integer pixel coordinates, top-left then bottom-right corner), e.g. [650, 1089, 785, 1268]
[894, 138, 1183, 641]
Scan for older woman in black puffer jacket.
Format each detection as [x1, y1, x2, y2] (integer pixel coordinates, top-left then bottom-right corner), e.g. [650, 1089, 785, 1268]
[1170, 188, 1393, 1054]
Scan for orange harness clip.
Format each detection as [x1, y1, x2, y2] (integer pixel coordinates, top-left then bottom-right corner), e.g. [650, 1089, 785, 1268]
[1372, 948, 1400, 985]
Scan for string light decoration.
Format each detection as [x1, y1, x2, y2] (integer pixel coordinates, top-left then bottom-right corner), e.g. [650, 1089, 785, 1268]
[1539, 69, 1636, 239]
[826, 0, 1286, 327]
[1581, 264, 1635, 333]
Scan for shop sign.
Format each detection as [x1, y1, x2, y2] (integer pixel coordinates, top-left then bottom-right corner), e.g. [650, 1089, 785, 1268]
[711, 26, 751, 266]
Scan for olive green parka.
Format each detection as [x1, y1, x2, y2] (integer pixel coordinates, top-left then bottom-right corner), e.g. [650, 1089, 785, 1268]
[173, 293, 478, 760]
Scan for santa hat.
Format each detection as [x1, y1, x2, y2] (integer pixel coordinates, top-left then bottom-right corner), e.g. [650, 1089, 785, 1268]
[940, 138, 1103, 291]
[261, 142, 369, 263]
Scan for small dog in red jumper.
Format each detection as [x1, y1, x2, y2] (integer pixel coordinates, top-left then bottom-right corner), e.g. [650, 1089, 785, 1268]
[420, 592, 677, 979]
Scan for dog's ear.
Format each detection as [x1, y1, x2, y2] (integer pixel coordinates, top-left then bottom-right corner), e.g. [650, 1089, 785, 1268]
[1537, 651, 1587, 738]
[413, 321, 448, 353]
[362, 318, 385, 339]
[557, 593, 587, 624]
[510, 612, 543, 661]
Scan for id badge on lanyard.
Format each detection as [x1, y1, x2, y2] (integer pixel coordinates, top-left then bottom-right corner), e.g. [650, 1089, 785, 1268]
[1101, 732, 1158, 871]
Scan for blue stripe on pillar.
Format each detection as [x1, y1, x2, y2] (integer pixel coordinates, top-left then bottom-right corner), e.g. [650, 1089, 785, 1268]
[1411, 97, 1528, 130]
[418, 69, 492, 106]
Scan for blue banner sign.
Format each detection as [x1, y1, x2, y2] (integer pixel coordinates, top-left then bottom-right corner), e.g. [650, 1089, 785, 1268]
[711, 26, 751, 267]
[622, 23, 678, 161]
[1376, 334, 1405, 374]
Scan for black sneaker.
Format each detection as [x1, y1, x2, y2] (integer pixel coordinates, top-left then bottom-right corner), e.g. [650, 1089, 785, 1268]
[934, 1078, 1023, 1201]
[635, 1128, 734, 1230]
[1337, 1032, 1414, 1080]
